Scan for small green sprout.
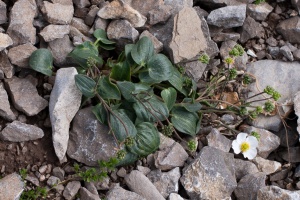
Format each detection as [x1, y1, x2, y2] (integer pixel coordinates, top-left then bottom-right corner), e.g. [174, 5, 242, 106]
[239, 107, 248, 116]
[242, 74, 252, 85]
[198, 53, 210, 64]
[187, 140, 197, 152]
[87, 57, 98, 68]
[251, 131, 260, 141]
[162, 125, 174, 137]
[178, 65, 185, 74]
[272, 91, 281, 101]
[229, 68, 237, 80]
[116, 150, 126, 160]
[264, 86, 275, 95]
[264, 101, 275, 112]
[19, 168, 27, 180]
[249, 111, 258, 119]
[254, 0, 265, 5]
[125, 137, 134, 147]
[225, 57, 234, 65]
[184, 77, 193, 88]
[229, 44, 244, 57]
[256, 106, 263, 114]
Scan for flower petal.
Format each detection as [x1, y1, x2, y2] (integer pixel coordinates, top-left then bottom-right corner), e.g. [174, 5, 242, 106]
[236, 132, 248, 144]
[232, 140, 241, 154]
[243, 148, 257, 160]
[246, 136, 259, 148]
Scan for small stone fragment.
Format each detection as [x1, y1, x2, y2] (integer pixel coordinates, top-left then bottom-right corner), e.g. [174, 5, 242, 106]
[206, 128, 232, 152]
[247, 3, 273, 21]
[52, 167, 65, 181]
[257, 186, 300, 199]
[148, 5, 172, 25]
[80, 187, 101, 200]
[239, 16, 264, 44]
[71, 17, 90, 36]
[252, 157, 281, 175]
[276, 16, 300, 44]
[280, 45, 294, 61]
[40, 25, 70, 42]
[183, 61, 207, 82]
[234, 159, 259, 181]
[63, 181, 81, 200]
[41, 2, 74, 25]
[0, 173, 24, 200]
[0, 82, 16, 121]
[7, 43, 37, 68]
[0, 33, 13, 51]
[85, 5, 99, 26]
[47, 176, 60, 187]
[106, 184, 146, 200]
[0, 51, 14, 78]
[0, 1, 7, 24]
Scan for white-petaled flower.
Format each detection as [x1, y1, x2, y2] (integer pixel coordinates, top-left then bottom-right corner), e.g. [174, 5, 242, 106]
[232, 132, 258, 160]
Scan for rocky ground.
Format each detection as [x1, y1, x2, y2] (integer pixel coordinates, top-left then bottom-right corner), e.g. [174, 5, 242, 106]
[1, 0, 300, 199]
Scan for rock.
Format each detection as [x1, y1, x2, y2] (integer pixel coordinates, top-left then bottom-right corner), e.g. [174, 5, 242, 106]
[194, 0, 246, 8]
[180, 146, 237, 199]
[52, 167, 65, 181]
[169, 193, 185, 200]
[257, 186, 300, 199]
[85, 5, 100, 26]
[239, 16, 264, 44]
[183, 61, 207, 82]
[106, 184, 146, 200]
[41, 2, 74, 25]
[71, 17, 90, 36]
[125, 170, 165, 200]
[7, 43, 37, 68]
[84, 182, 98, 195]
[234, 159, 259, 181]
[234, 172, 266, 200]
[25, 175, 39, 187]
[91, 176, 110, 190]
[268, 46, 280, 58]
[292, 0, 300, 14]
[117, 167, 127, 177]
[130, 0, 164, 17]
[206, 128, 232, 152]
[213, 32, 240, 42]
[74, 0, 90, 8]
[276, 16, 300, 44]
[252, 157, 281, 175]
[246, 61, 300, 131]
[49, 67, 81, 162]
[276, 119, 299, 147]
[0, 121, 44, 142]
[39, 165, 48, 174]
[136, 166, 151, 176]
[48, 35, 74, 67]
[0, 1, 7, 24]
[5, 76, 48, 116]
[40, 25, 70, 42]
[139, 30, 163, 53]
[294, 49, 300, 61]
[47, 176, 60, 187]
[7, 0, 37, 45]
[240, 126, 280, 158]
[0, 173, 24, 200]
[294, 91, 300, 140]
[295, 165, 300, 177]
[279, 147, 300, 162]
[148, 5, 172, 25]
[154, 142, 188, 171]
[80, 187, 101, 200]
[164, 0, 193, 13]
[63, 181, 81, 200]
[266, 37, 278, 47]
[270, 168, 290, 182]
[94, 17, 108, 31]
[280, 45, 294, 61]
[67, 107, 117, 166]
[168, 7, 207, 63]
[0, 82, 16, 121]
[0, 33, 13, 51]
[107, 20, 139, 50]
[97, 0, 146, 28]
[147, 167, 181, 198]
[207, 5, 246, 28]
[247, 3, 273, 21]
[0, 51, 14, 78]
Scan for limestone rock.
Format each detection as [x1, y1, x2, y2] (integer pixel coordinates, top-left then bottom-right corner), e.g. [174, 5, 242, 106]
[169, 7, 207, 63]
[125, 170, 165, 200]
[80, 187, 101, 200]
[71, 17, 90, 36]
[207, 5, 246, 28]
[41, 2, 74, 25]
[247, 3, 273, 21]
[7, 0, 37, 45]
[130, 0, 164, 17]
[234, 159, 259, 181]
[63, 181, 81, 200]
[106, 184, 146, 200]
[40, 25, 70, 42]
[206, 128, 232, 152]
[7, 43, 37, 68]
[0, 33, 13, 51]
[148, 5, 172, 25]
[0, 0, 7, 24]
[0, 173, 24, 200]
[276, 16, 300, 44]
[183, 61, 207, 82]
[257, 186, 300, 200]
[49, 67, 81, 162]
[85, 5, 100, 26]
[239, 16, 264, 44]
[0, 51, 14, 78]
[252, 157, 281, 175]
[0, 82, 16, 121]
[67, 107, 118, 166]
[97, 0, 146, 27]
[139, 30, 163, 53]
[5, 76, 48, 116]
[180, 146, 237, 199]
[164, 0, 193, 13]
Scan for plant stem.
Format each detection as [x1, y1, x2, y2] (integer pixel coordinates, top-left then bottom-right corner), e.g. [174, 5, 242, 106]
[246, 97, 272, 104]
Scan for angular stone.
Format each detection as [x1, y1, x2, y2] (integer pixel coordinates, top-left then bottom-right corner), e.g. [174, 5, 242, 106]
[180, 146, 237, 199]
[0, 51, 14, 78]
[0, 33, 13, 51]
[247, 3, 273, 21]
[40, 25, 70, 42]
[74, 0, 90, 8]
[169, 7, 207, 63]
[279, 147, 300, 162]
[49, 67, 81, 162]
[164, 0, 193, 13]
[85, 5, 100, 26]
[52, 167, 65, 181]
[169, 193, 185, 200]
[234, 172, 266, 200]
[234, 159, 259, 181]
[47, 176, 60, 187]
[67, 107, 117, 166]
[125, 170, 165, 200]
[292, 0, 300, 14]
[71, 17, 90, 36]
[25, 175, 39, 187]
[206, 128, 232, 152]
[7, 0, 37, 45]
[239, 16, 264, 44]
[5, 76, 48, 116]
[130, 0, 164, 17]
[207, 5, 246, 28]
[80, 187, 101, 200]
[63, 181, 81, 200]
[139, 30, 163, 53]
[294, 91, 300, 140]
[94, 17, 108, 31]
[183, 61, 207, 82]
[97, 0, 146, 27]
[213, 32, 240, 42]
[41, 2, 74, 25]
[280, 45, 294, 61]
[0, 173, 24, 200]
[7, 43, 37, 68]
[106, 184, 146, 200]
[269, 168, 290, 182]
[252, 157, 281, 175]
[276, 16, 300, 44]
[148, 5, 172, 25]
[0, 82, 16, 121]
[257, 186, 300, 200]
[0, 1, 7, 24]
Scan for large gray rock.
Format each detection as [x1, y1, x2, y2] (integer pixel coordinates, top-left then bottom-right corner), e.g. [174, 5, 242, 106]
[257, 186, 300, 200]
[276, 16, 300, 44]
[106, 184, 146, 200]
[125, 170, 165, 200]
[0, 121, 44, 142]
[234, 159, 259, 181]
[5, 76, 48, 116]
[40, 25, 70, 42]
[246, 61, 300, 131]
[41, 2, 74, 25]
[50, 67, 81, 163]
[207, 5, 247, 28]
[7, 43, 37, 68]
[0, 82, 16, 121]
[180, 146, 237, 199]
[239, 16, 264, 44]
[0, 0, 7, 24]
[0, 173, 24, 200]
[67, 107, 117, 166]
[168, 7, 207, 64]
[247, 3, 273, 21]
[206, 128, 232, 152]
[0, 33, 13, 51]
[0, 51, 14, 79]
[7, 0, 37, 46]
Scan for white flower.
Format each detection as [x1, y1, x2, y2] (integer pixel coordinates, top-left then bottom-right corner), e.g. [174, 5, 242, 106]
[232, 132, 258, 160]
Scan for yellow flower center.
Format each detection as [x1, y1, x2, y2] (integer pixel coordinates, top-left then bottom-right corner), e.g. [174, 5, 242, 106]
[240, 142, 250, 153]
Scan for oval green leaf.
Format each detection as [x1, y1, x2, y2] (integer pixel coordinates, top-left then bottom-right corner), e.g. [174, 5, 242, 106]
[110, 60, 131, 81]
[75, 74, 96, 98]
[117, 81, 135, 102]
[29, 49, 53, 76]
[97, 76, 121, 100]
[92, 103, 107, 125]
[131, 37, 154, 65]
[147, 54, 173, 81]
[161, 87, 177, 110]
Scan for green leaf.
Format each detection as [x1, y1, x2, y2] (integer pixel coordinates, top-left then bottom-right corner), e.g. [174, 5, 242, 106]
[97, 76, 121, 100]
[131, 37, 154, 65]
[168, 67, 187, 96]
[139, 71, 161, 85]
[117, 81, 135, 102]
[29, 49, 53, 76]
[110, 109, 137, 143]
[171, 106, 200, 136]
[181, 98, 202, 112]
[98, 42, 115, 50]
[75, 74, 96, 98]
[110, 60, 131, 81]
[161, 87, 177, 111]
[93, 29, 115, 45]
[129, 122, 160, 156]
[116, 150, 138, 167]
[92, 103, 107, 124]
[147, 54, 173, 81]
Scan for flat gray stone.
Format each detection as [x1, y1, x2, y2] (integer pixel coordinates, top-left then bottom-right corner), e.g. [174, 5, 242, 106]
[234, 159, 259, 181]
[40, 25, 70, 42]
[71, 17, 90, 36]
[247, 3, 273, 21]
[276, 16, 300, 44]
[80, 187, 101, 200]
[106, 184, 146, 200]
[183, 60, 207, 82]
[206, 128, 232, 152]
[257, 186, 300, 200]
[252, 157, 281, 175]
[41, 2, 74, 25]
[63, 181, 81, 200]
[239, 16, 264, 44]
[0, 33, 13, 51]
[0, 173, 24, 200]
[280, 45, 294, 61]
[0, 82, 16, 121]
[0, 0, 7, 24]
[7, 43, 37, 68]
